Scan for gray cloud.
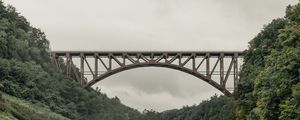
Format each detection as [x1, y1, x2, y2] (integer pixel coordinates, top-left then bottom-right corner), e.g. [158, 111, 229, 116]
[96, 67, 212, 98]
[3, 0, 298, 111]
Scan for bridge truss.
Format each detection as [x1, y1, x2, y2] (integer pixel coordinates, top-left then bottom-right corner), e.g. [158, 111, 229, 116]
[51, 51, 243, 96]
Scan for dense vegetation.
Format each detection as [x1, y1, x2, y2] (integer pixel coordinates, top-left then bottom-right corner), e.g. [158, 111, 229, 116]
[1, 0, 300, 119]
[160, 95, 234, 120]
[0, 92, 69, 120]
[127, 95, 234, 120]
[235, 2, 300, 120]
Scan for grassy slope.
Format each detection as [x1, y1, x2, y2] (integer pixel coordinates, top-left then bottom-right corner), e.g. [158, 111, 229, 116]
[0, 92, 69, 120]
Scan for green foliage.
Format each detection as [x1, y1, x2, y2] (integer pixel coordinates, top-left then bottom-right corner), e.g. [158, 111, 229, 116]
[235, 18, 288, 120]
[137, 95, 235, 120]
[236, 2, 300, 120]
[0, 58, 141, 120]
[138, 110, 163, 120]
[0, 92, 69, 120]
[163, 95, 234, 120]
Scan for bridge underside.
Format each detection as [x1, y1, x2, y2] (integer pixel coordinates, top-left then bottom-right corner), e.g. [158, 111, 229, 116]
[51, 51, 243, 97]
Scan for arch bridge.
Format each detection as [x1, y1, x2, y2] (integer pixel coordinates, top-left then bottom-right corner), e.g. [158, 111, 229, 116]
[51, 51, 244, 96]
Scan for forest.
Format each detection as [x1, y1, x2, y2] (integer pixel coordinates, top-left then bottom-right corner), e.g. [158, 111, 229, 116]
[0, 0, 300, 120]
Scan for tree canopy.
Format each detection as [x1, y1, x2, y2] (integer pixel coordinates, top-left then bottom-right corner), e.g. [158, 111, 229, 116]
[235, 3, 300, 120]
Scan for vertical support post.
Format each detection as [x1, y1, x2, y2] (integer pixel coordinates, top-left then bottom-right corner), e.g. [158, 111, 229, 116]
[178, 53, 182, 66]
[164, 53, 168, 63]
[94, 53, 98, 79]
[192, 54, 196, 71]
[80, 53, 85, 86]
[109, 54, 112, 71]
[206, 53, 210, 78]
[136, 54, 140, 63]
[66, 53, 71, 77]
[150, 53, 154, 63]
[233, 53, 239, 89]
[220, 53, 224, 87]
[123, 53, 126, 66]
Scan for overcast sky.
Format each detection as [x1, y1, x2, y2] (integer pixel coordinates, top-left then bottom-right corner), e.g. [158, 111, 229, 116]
[3, 0, 298, 112]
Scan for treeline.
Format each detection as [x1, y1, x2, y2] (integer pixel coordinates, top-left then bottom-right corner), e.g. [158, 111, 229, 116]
[137, 95, 234, 120]
[235, 2, 300, 120]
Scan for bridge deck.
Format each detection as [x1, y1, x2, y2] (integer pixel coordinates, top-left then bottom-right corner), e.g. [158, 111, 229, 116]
[51, 51, 244, 57]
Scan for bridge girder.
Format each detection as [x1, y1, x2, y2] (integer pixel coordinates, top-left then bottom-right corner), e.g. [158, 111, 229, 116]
[51, 51, 243, 97]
